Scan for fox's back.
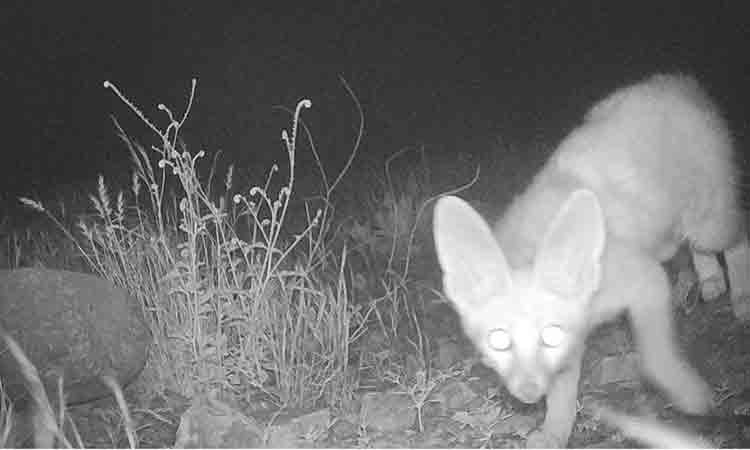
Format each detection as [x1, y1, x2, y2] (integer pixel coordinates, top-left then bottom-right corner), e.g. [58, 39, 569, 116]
[496, 74, 738, 265]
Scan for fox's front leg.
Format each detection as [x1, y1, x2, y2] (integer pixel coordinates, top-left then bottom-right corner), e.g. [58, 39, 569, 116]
[527, 354, 582, 448]
[628, 252, 714, 414]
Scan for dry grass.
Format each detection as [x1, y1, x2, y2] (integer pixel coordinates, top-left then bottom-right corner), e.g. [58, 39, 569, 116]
[2, 76, 462, 446]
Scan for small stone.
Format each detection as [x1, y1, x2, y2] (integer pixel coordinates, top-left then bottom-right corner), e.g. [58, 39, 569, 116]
[267, 408, 331, 447]
[175, 396, 263, 448]
[360, 390, 416, 433]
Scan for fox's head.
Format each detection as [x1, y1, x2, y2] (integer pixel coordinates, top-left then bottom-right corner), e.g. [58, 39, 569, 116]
[433, 190, 605, 403]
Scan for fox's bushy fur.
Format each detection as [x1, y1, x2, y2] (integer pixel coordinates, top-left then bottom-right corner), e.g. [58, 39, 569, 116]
[434, 74, 748, 447]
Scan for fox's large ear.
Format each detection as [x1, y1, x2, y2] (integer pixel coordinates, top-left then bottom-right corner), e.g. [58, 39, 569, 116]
[433, 196, 512, 310]
[534, 189, 605, 299]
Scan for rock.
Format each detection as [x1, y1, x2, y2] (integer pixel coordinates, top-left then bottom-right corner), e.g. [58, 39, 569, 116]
[360, 390, 416, 433]
[0, 268, 151, 407]
[267, 408, 331, 447]
[175, 396, 263, 448]
[590, 353, 640, 387]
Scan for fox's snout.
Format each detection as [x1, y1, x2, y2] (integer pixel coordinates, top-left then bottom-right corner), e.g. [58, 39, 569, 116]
[505, 368, 549, 404]
[513, 381, 545, 404]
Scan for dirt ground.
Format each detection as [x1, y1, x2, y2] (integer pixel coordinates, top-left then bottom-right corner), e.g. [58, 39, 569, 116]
[61, 258, 750, 448]
[30, 144, 750, 448]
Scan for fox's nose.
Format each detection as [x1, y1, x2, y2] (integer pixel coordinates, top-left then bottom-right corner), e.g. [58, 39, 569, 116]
[515, 381, 544, 403]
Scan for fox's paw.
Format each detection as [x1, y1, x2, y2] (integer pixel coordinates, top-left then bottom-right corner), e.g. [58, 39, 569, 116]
[699, 275, 727, 302]
[526, 430, 565, 448]
[730, 293, 750, 322]
[671, 373, 714, 415]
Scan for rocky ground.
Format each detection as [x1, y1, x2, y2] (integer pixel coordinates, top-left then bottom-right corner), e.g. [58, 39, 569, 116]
[64, 269, 750, 448]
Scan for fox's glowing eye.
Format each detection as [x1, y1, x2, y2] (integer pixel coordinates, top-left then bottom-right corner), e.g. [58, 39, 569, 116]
[488, 328, 511, 351]
[541, 325, 566, 347]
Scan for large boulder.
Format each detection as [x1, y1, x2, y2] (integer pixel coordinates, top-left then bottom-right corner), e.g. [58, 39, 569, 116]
[0, 268, 151, 407]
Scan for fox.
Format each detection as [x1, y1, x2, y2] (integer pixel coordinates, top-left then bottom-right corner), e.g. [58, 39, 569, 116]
[433, 73, 750, 447]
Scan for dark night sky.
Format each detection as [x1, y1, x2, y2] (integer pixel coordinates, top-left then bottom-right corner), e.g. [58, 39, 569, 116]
[1, 1, 748, 198]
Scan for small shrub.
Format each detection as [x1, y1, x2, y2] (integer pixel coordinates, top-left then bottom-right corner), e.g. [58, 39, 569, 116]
[20, 79, 366, 411]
